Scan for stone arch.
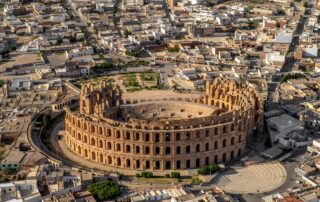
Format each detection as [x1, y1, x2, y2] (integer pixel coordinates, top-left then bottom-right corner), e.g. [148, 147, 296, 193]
[205, 143, 209, 151]
[196, 131, 200, 138]
[83, 135, 88, 143]
[196, 144, 200, 153]
[84, 149, 88, 158]
[126, 145, 131, 153]
[126, 159, 131, 168]
[100, 153, 104, 163]
[238, 148, 242, 157]
[176, 146, 181, 154]
[222, 153, 227, 162]
[136, 160, 140, 169]
[135, 146, 140, 154]
[134, 132, 140, 141]
[176, 133, 181, 141]
[165, 147, 171, 155]
[84, 122, 88, 130]
[98, 139, 103, 148]
[222, 139, 227, 148]
[91, 151, 96, 161]
[116, 157, 121, 166]
[126, 131, 130, 140]
[116, 143, 121, 151]
[77, 132, 81, 140]
[107, 129, 111, 136]
[165, 133, 170, 142]
[155, 146, 160, 155]
[145, 146, 150, 154]
[77, 120, 81, 127]
[205, 157, 210, 165]
[186, 132, 191, 140]
[214, 141, 218, 149]
[231, 137, 235, 145]
[155, 133, 160, 142]
[145, 133, 150, 141]
[165, 161, 171, 170]
[99, 127, 103, 135]
[196, 158, 200, 167]
[91, 138, 96, 146]
[116, 130, 121, 138]
[91, 125, 95, 133]
[107, 156, 112, 165]
[230, 151, 234, 160]
[77, 145, 81, 155]
[238, 135, 242, 143]
[186, 160, 191, 168]
[107, 142, 112, 150]
[176, 160, 181, 169]
[186, 145, 191, 154]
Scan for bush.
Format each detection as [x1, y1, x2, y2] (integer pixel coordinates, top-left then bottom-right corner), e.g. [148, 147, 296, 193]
[191, 177, 202, 184]
[170, 172, 181, 178]
[88, 180, 121, 201]
[141, 171, 153, 178]
[135, 173, 141, 178]
[168, 46, 180, 53]
[126, 49, 143, 57]
[198, 164, 220, 175]
[165, 174, 170, 178]
[281, 73, 306, 83]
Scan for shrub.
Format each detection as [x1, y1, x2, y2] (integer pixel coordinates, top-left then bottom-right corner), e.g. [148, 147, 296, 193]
[135, 173, 141, 178]
[198, 164, 220, 175]
[141, 171, 153, 178]
[165, 174, 170, 178]
[191, 177, 202, 184]
[168, 46, 180, 53]
[87, 180, 122, 201]
[170, 172, 181, 179]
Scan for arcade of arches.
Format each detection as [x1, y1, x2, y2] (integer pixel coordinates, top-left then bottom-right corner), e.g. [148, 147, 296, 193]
[64, 77, 264, 171]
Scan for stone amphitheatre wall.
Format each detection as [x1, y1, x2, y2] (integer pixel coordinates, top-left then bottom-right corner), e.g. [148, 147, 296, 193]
[63, 77, 264, 171]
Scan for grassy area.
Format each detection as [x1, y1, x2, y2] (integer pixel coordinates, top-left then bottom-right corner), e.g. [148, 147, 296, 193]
[71, 71, 162, 93]
[121, 74, 140, 92]
[140, 72, 157, 82]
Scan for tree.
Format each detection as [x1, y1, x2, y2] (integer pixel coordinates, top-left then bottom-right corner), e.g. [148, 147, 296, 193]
[140, 171, 153, 178]
[198, 164, 220, 175]
[88, 180, 121, 201]
[170, 172, 181, 178]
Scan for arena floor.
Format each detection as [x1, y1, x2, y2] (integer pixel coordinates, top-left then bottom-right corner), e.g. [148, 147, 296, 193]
[212, 163, 287, 194]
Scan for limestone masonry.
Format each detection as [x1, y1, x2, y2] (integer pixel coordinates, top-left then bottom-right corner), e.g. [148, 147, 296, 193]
[64, 77, 264, 171]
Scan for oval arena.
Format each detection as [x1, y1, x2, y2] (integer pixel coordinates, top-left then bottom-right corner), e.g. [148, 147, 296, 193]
[64, 77, 264, 171]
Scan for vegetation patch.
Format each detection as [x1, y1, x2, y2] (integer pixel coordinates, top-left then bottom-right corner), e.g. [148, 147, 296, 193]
[88, 180, 122, 201]
[198, 164, 220, 175]
[281, 73, 306, 83]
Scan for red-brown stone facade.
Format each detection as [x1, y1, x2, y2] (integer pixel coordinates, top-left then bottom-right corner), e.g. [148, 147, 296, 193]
[64, 77, 264, 171]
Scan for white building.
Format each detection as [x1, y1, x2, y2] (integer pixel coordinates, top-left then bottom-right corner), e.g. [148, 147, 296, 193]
[0, 180, 41, 202]
[265, 52, 286, 65]
[66, 47, 94, 59]
[275, 30, 293, 44]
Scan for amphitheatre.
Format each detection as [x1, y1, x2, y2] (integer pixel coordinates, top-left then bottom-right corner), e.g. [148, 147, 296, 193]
[62, 77, 265, 171]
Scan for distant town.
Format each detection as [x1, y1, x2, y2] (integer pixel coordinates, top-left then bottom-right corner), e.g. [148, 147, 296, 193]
[1, 0, 320, 201]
